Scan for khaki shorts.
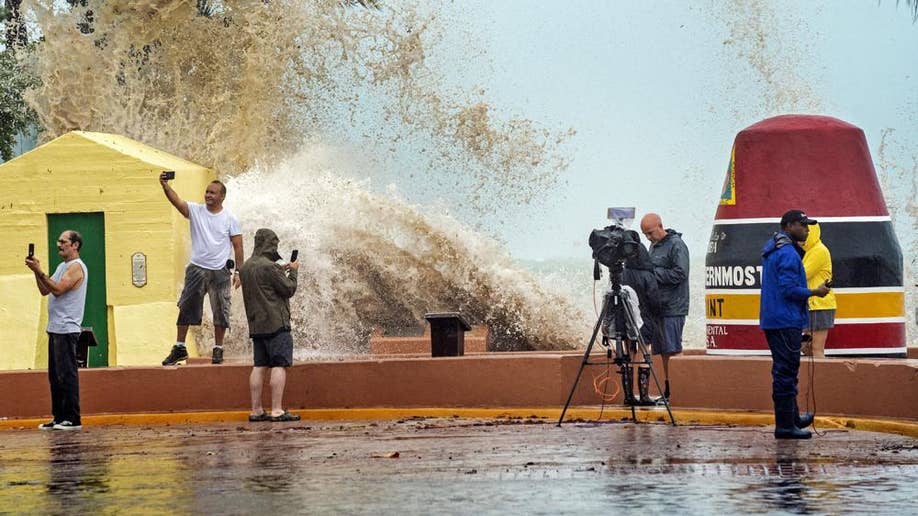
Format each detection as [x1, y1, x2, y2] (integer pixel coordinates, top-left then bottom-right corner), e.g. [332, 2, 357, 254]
[176, 264, 231, 328]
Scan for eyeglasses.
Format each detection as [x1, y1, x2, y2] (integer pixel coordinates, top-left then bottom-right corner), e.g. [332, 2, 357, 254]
[57, 239, 70, 244]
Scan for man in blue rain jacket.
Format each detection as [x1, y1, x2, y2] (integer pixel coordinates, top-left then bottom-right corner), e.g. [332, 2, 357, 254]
[760, 209, 830, 439]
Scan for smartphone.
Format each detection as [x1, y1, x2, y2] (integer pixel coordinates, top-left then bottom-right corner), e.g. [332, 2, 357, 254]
[290, 250, 299, 263]
[161, 170, 176, 181]
[28, 243, 34, 258]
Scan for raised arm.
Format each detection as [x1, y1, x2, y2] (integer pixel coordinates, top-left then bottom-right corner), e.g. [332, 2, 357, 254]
[272, 261, 299, 299]
[26, 257, 51, 295]
[26, 259, 84, 297]
[160, 172, 189, 218]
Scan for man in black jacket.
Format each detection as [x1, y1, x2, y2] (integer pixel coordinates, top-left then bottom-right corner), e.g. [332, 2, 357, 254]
[239, 228, 300, 422]
[619, 244, 664, 406]
[640, 213, 689, 401]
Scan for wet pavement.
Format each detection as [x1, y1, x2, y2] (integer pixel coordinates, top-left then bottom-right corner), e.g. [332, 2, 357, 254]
[0, 417, 915, 514]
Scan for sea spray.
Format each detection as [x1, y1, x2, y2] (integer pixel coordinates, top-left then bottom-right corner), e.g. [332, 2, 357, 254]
[215, 150, 585, 356]
[17, 0, 584, 352]
[20, 0, 571, 211]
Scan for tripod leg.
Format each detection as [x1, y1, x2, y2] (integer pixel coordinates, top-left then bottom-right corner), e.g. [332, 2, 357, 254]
[557, 310, 605, 426]
[642, 351, 677, 426]
[622, 298, 677, 426]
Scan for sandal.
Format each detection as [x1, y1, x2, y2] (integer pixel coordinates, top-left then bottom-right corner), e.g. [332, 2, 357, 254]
[248, 412, 271, 422]
[270, 411, 301, 422]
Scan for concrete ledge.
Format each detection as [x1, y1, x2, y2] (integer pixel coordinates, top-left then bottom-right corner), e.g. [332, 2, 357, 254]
[369, 325, 490, 354]
[3, 407, 916, 438]
[1, 352, 915, 423]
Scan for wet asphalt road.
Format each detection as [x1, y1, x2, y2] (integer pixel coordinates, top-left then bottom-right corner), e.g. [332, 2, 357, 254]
[0, 417, 915, 514]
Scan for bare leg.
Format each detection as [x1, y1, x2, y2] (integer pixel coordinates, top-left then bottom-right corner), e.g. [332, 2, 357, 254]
[249, 367, 267, 415]
[214, 326, 227, 347]
[269, 367, 287, 417]
[661, 353, 671, 380]
[811, 330, 828, 358]
[176, 325, 189, 342]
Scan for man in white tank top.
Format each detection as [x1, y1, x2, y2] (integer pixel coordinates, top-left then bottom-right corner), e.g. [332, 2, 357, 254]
[159, 173, 244, 366]
[25, 230, 88, 431]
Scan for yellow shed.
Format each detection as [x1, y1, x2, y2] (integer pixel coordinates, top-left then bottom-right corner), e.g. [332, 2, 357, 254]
[0, 131, 214, 370]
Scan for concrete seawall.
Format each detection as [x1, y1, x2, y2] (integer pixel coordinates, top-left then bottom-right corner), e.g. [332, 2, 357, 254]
[1, 352, 915, 422]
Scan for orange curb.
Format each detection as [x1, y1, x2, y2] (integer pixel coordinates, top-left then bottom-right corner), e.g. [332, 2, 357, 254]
[2, 407, 916, 438]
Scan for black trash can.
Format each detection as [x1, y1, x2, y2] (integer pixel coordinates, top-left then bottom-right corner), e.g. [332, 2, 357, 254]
[76, 327, 98, 368]
[424, 312, 472, 357]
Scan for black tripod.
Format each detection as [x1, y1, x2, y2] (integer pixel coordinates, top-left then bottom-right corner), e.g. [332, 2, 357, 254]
[557, 261, 676, 426]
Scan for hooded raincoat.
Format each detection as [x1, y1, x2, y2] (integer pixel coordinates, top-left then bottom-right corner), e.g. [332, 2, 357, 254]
[759, 231, 811, 330]
[239, 228, 298, 338]
[800, 223, 836, 311]
[622, 245, 664, 344]
[648, 229, 690, 317]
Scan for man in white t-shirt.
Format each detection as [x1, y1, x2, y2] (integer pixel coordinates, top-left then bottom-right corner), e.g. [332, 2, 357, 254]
[159, 173, 244, 366]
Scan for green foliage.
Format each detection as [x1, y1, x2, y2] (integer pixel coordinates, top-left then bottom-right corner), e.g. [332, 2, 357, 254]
[0, 48, 38, 161]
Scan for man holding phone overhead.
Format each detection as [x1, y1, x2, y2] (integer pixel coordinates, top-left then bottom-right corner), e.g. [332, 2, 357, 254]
[159, 171, 244, 366]
[239, 228, 300, 422]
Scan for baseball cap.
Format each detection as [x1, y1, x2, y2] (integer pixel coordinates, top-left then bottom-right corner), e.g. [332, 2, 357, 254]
[780, 209, 818, 227]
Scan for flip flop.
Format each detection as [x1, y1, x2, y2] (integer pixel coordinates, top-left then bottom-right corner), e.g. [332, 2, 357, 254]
[248, 412, 271, 422]
[270, 411, 301, 422]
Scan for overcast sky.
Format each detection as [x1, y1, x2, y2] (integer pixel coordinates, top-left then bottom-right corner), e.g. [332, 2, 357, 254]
[417, 0, 918, 262]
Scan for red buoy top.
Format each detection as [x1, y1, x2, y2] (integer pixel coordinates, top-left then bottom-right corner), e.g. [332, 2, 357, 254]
[716, 115, 888, 220]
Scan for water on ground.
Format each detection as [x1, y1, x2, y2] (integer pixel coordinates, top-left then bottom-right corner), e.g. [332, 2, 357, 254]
[0, 417, 915, 514]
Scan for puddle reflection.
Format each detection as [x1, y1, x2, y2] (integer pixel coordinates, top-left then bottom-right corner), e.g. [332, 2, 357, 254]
[761, 441, 811, 513]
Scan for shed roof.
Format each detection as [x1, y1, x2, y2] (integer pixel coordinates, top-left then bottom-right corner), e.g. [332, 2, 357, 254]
[1, 130, 210, 174]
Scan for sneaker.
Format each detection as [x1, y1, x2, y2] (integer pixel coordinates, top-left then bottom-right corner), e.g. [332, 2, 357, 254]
[38, 420, 57, 430]
[53, 421, 82, 431]
[211, 347, 224, 365]
[162, 345, 188, 366]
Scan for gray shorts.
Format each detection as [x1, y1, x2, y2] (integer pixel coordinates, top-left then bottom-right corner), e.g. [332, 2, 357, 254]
[253, 331, 293, 367]
[652, 316, 685, 355]
[808, 309, 836, 330]
[176, 264, 231, 328]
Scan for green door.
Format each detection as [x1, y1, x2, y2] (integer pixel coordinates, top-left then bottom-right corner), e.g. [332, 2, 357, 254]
[47, 213, 108, 367]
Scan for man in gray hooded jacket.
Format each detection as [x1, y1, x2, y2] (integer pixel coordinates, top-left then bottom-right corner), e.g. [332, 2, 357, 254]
[239, 228, 300, 422]
[640, 213, 690, 402]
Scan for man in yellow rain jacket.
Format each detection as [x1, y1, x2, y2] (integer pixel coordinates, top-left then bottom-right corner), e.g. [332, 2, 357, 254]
[801, 222, 837, 358]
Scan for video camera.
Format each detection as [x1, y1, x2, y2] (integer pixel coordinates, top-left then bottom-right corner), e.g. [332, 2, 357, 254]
[588, 224, 641, 268]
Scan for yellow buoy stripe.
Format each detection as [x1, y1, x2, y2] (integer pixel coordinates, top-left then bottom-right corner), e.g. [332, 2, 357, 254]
[705, 291, 904, 320]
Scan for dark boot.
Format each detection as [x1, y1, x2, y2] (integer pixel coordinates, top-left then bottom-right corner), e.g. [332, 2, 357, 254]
[794, 398, 814, 429]
[774, 397, 812, 439]
[621, 367, 636, 406]
[637, 368, 655, 406]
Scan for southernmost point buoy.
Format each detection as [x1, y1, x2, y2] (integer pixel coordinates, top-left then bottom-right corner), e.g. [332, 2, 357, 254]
[705, 115, 906, 357]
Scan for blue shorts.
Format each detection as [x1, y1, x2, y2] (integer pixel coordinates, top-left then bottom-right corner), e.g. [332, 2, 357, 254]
[652, 316, 685, 355]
